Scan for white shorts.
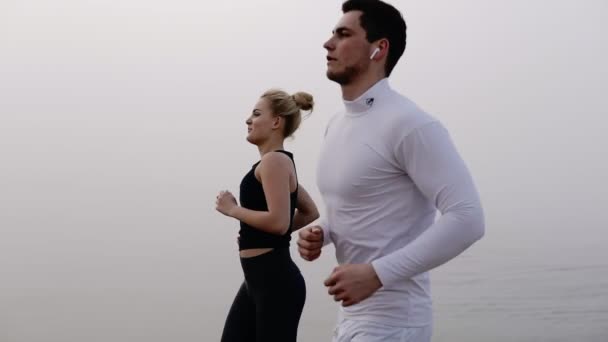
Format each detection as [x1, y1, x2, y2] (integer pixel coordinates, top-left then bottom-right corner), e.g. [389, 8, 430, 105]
[332, 318, 432, 342]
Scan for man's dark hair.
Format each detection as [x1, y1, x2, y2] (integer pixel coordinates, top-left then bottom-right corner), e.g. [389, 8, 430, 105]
[342, 0, 407, 76]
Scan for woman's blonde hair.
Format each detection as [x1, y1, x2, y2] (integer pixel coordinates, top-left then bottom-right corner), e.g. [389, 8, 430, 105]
[261, 89, 314, 138]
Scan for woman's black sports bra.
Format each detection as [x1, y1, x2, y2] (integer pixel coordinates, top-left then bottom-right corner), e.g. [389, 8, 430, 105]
[237, 150, 298, 250]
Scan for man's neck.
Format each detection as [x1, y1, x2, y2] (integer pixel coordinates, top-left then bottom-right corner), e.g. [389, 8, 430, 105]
[341, 71, 386, 101]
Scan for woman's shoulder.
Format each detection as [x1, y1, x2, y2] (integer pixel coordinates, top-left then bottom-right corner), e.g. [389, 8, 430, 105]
[259, 150, 293, 168]
[254, 151, 294, 183]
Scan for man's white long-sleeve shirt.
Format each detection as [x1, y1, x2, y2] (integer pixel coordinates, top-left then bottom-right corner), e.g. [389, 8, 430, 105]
[316, 78, 485, 327]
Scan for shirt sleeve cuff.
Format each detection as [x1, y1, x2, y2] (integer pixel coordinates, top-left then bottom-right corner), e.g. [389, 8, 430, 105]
[319, 217, 333, 247]
[371, 257, 401, 289]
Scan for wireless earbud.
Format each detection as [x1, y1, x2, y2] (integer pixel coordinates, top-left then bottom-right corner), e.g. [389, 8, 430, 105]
[370, 47, 380, 60]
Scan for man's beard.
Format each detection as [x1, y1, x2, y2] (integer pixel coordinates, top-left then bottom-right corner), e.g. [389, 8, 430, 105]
[326, 65, 360, 85]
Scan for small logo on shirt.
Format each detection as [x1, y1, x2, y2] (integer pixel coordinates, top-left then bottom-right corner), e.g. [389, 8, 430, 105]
[365, 97, 375, 107]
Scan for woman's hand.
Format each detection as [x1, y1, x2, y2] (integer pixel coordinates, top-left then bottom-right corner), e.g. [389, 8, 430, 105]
[215, 190, 238, 217]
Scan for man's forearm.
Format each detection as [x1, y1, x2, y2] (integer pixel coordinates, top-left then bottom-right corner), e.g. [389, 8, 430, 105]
[371, 203, 484, 288]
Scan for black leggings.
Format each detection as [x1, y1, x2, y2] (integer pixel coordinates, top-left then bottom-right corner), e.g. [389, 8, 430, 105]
[221, 248, 306, 342]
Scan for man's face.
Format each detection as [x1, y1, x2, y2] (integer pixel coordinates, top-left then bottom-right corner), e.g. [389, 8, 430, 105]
[323, 10, 372, 85]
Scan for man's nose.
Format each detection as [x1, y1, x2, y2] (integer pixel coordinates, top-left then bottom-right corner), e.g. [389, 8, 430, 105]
[323, 37, 334, 51]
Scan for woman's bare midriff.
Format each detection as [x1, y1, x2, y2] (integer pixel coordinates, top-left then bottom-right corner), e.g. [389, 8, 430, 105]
[239, 248, 274, 258]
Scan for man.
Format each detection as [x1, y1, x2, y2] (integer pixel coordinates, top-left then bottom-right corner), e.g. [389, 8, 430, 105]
[297, 0, 485, 341]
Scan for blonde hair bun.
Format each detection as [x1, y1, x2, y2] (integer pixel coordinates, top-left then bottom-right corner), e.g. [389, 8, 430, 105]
[292, 92, 314, 112]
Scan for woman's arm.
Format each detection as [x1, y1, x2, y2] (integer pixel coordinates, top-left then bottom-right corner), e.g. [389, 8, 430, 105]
[216, 152, 293, 235]
[292, 184, 319, 231]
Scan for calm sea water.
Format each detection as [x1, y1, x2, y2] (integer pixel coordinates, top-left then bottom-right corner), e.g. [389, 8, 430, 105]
[430, 244, 608, 342]
[2, 215, 607, 342]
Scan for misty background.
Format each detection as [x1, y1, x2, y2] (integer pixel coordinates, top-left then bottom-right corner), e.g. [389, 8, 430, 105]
[1, 0, 607, 341]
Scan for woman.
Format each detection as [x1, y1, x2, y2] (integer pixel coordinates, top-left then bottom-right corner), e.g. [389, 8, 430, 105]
[215, 89, 320, 342]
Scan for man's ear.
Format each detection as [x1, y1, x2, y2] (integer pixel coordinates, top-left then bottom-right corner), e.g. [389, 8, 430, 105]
[370, 38, 390, 60]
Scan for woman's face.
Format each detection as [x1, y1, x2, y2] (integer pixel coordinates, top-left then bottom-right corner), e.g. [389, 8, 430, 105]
[245, 97, 280, 145]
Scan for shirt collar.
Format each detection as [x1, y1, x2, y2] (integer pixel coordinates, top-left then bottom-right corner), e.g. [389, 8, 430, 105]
[343, 78, 390, 116]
